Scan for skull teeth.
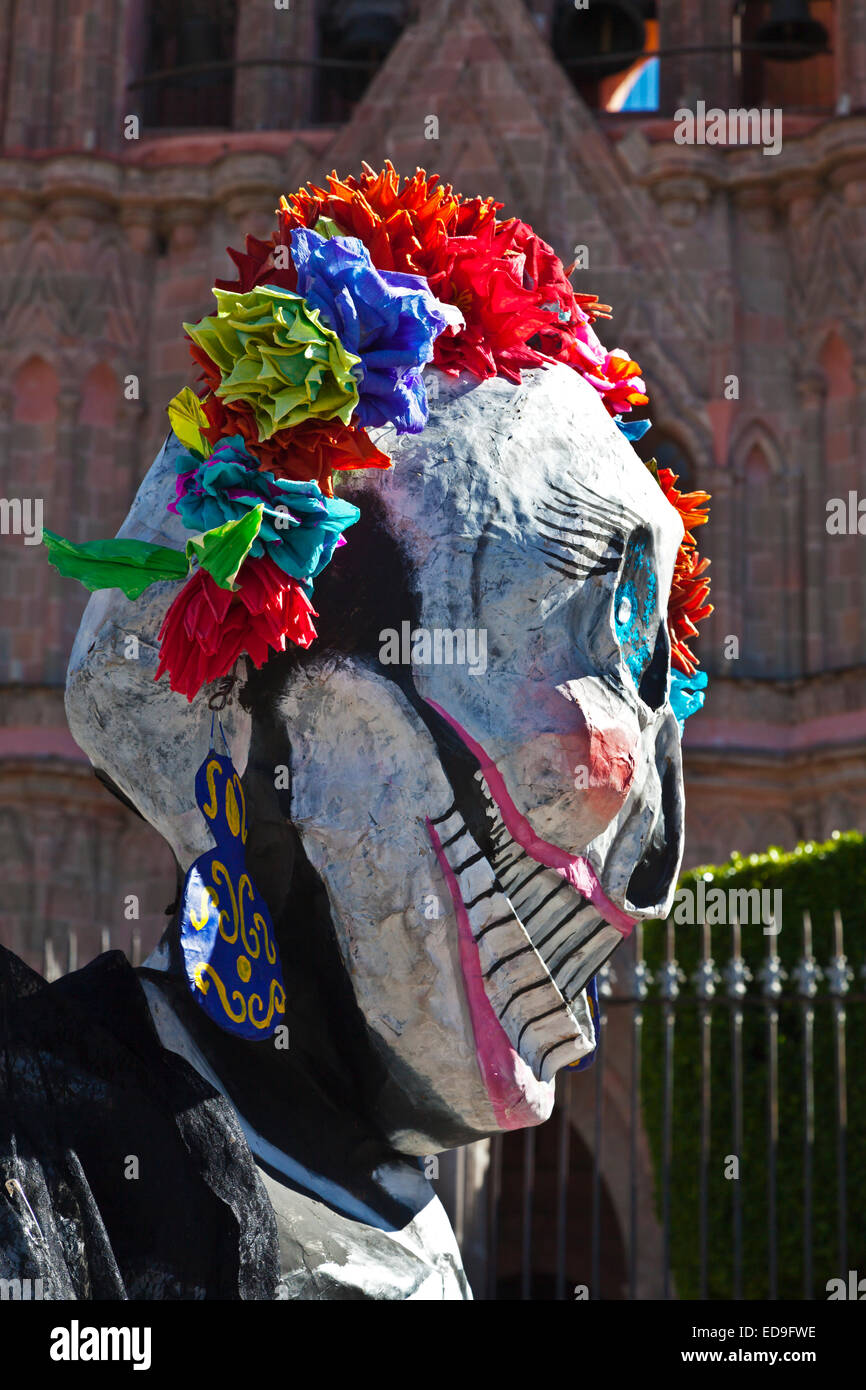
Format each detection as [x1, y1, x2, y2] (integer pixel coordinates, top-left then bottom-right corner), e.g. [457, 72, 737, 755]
[433, 777, 621, 1082]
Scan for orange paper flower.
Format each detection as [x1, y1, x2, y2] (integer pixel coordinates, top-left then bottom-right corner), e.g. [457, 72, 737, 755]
[657, 468, 713, 676]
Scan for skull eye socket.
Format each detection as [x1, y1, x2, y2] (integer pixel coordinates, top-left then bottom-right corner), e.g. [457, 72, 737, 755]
[638, 620, 670, 712]
[613, 525, 661, 694]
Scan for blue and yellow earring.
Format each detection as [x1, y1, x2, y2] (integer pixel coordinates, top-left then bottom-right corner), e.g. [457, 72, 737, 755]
[178, 715, 286, 1039]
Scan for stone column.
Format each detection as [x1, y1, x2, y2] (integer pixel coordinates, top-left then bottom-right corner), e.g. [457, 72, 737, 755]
[836, 0, 866, 110]
[852, 352, 866, 661]
[658, 0, 737, 115]
[233, 0, 317, 131]
[795, 370, 828, 675]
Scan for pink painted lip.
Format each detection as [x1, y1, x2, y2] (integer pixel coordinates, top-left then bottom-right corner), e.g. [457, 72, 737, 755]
[425, 699, 636, 938]
[427, 816, 554, 1130]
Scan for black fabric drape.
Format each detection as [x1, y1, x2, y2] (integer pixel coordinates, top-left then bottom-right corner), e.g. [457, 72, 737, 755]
[0, 946, 278, 1299]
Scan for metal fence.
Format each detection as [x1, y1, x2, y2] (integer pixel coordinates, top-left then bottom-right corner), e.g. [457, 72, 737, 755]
[467, 910, 865, 1300]
[39, 927, 143, 983]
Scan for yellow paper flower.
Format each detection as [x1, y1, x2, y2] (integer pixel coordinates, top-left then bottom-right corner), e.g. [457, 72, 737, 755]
[184, 285, 361, 441]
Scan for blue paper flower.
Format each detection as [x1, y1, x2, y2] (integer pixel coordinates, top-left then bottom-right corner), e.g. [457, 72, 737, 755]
[615, 415, 652, 442]
[288, 227, 451, 434]
[670, 667, 708, 735]
[171, 435, 359, 584]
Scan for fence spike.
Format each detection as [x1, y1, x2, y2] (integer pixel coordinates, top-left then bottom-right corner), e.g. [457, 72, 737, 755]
[793, 910, 822, 997]
[826, 909, 853, 997]
[723, 915, 753, 999]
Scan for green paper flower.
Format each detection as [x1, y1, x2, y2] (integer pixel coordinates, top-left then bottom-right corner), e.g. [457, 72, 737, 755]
[184, 285, 361, 441]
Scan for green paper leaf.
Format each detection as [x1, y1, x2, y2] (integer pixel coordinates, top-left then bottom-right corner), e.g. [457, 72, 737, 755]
[185, 505, 264, 591]
[313, 216, 344, 240]
[167, 387, 212, 458]
[43, 530, 189, 599]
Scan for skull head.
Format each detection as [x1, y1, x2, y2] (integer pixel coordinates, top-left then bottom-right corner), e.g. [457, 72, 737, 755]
[66, 361, 685, 1154]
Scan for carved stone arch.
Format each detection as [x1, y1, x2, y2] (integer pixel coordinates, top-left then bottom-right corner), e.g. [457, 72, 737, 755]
[631, 340, 715, 477]
[10, 355, 60, 431]
[730, 420, 791, 676]
[801, 212, 861, 326]
[642, 419, 699, 491]
[7, 343, 63, 383]
[78, 362, 120, 430]
[755, 811, 799, 854]
[730, 419, 785, 480]
[817, 327, 856, 399]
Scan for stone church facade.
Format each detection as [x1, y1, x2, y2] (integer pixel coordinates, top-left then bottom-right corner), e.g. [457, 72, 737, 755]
[1, 0, 865, 973]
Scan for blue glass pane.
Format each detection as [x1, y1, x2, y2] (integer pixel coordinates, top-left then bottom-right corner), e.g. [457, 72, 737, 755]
[621, 57, 659, 112]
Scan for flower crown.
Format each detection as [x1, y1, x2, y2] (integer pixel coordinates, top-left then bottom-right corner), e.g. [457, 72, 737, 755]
[45, 163, 711, 722]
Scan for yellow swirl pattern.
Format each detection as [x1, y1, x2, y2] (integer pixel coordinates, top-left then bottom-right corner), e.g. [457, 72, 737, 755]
[184, 746, 283, 1037]
[210, 860, 238, 943]
[225, 779, 240, 838]
[254, 912, 277, 966]
[194, 962, 247, 1022]
[233, 774, 248, 844]
[248, 979, 286, 1031]
[202, 759, 223, 821]
[237, 873, 259, 958]
[190, 885, 217, 932]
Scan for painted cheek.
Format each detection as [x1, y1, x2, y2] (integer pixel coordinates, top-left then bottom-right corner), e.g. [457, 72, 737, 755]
[560, 717, 637, 814]
[555, 680, 640, 812]
[590, 719, 638, 798]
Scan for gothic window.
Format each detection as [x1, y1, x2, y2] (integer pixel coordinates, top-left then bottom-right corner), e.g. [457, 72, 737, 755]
[550, 1, 657, 111]
[138, 0, 238, 130]
[315, 2, 408, 126]
[738, 1, 835, 112]
[740, 440, 786, 676]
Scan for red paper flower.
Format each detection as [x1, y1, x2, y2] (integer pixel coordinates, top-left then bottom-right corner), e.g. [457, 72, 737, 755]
[425, 222, 549, 381]
[214, 164, 496, 300]
[214, 232, 297, 294]
[155, 554, 318, 702]
[213, 164, 640, 413]
[657, 468, 713, 676]
[508, 217, 611, 327]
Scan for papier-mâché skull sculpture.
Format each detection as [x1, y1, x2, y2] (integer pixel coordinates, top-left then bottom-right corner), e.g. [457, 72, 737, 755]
[48, 167, 711, 1298]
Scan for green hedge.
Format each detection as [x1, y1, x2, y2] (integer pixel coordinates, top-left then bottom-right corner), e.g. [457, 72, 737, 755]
[640, 832, 866, 1300]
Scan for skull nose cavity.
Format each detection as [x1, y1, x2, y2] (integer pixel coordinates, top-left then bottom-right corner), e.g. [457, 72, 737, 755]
[637, 622, 670, 713]
[625, 755, 683, 911]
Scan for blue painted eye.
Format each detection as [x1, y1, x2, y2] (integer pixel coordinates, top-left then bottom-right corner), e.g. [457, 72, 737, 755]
[613, 531, 658, 687]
